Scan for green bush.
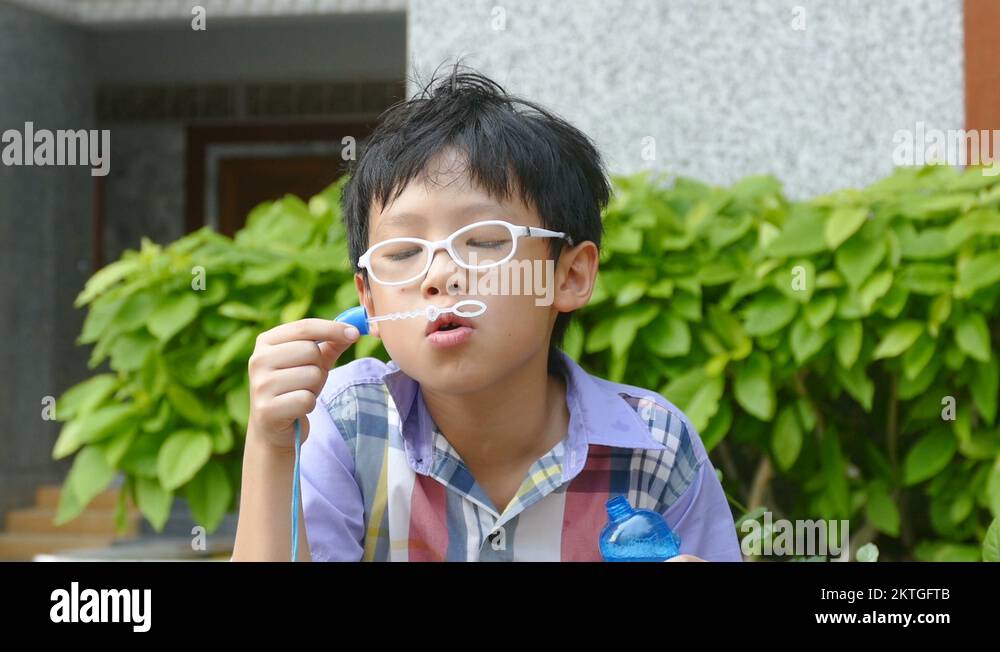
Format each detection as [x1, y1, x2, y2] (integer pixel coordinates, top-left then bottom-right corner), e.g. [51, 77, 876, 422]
[565, 164, 1000, 561]
[55, 177, 384, 532]
[57, 166, 1000, 560]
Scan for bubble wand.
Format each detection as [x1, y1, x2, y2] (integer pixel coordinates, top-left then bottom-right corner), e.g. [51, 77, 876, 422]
[289, 299, 487, 560]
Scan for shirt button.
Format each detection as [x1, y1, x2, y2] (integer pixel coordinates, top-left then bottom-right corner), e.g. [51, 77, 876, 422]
[489, 526, 506, 551]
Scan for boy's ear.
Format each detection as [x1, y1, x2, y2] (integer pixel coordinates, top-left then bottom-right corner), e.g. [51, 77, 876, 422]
[553, 240, 598, 313]
[354, 272, 380, 338]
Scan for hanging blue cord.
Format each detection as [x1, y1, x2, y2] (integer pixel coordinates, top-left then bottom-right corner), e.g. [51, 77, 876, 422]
[290, 418, 302, 562]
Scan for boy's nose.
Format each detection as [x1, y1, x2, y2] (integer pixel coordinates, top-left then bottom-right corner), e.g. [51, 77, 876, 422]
[422, 248, 466, 297]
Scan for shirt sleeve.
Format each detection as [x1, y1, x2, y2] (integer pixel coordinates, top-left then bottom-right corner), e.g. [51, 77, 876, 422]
[661, 422, 744, 562]
[299, 390, 366, 562]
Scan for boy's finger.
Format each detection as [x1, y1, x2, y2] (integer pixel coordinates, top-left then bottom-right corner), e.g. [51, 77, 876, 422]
[317, 337, 355, 369]
[263, 319, 359, 346]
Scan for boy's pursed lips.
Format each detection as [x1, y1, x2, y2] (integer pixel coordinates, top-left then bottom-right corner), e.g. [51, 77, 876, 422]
[424, 309, 476, 335]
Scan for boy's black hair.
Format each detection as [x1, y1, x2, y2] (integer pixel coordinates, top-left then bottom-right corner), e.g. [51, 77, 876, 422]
[341, 62, 610, 373]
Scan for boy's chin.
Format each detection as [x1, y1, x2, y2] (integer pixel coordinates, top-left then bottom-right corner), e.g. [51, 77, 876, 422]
[407, 354, 490, 391]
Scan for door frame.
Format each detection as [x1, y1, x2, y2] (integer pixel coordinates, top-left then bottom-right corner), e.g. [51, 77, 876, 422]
[184, 122, 375, 234]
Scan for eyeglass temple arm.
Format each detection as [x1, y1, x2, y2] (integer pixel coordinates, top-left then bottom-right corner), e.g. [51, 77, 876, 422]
[525, 226, 574, 247]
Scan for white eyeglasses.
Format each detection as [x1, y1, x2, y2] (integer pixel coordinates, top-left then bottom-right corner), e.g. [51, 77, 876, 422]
[358, 219, 574, 286]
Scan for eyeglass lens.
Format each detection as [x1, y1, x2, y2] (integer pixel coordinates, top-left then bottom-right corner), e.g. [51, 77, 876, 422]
[369, 222, 514, 283]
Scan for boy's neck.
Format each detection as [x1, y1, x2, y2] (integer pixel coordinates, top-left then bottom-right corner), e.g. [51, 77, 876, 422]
[420, 350, 570, 473]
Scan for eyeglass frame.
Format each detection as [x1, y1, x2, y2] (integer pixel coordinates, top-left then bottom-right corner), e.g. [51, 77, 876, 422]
[357, 219, 575, 286]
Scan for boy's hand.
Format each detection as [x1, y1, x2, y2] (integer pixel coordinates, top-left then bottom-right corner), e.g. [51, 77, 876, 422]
[247, 318, 360, 452]
[665, 554, 707, 562]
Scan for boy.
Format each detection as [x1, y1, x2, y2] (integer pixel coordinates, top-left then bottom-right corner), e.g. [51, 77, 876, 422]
[232, 66, 741, 562]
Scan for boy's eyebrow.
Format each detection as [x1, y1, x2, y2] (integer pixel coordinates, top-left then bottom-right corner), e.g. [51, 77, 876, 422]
[375, 201, 509, 236]
[374, 211, 426, 237]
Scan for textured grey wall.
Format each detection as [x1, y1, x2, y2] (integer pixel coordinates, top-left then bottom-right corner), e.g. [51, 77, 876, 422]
[0, 3, 95, 516]
[408, 0, 965, 199]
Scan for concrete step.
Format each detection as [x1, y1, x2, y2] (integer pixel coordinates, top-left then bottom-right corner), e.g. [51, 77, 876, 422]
[0, 533, 119, 561]
[5, 507, 140, 536]
[35, 484, 122, 510]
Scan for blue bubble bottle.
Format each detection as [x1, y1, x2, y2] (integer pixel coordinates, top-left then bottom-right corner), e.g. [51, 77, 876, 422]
[599, 495, 681, 562]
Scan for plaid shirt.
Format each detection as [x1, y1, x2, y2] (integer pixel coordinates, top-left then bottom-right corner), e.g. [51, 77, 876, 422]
[301, 349, 742, 562]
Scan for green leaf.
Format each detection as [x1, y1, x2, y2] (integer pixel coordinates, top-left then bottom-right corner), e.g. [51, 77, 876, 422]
[211, 326, 256, 371]
[856, 542, 880, 562]
[835, 321, 863, 369]
[954, 313, 991, 362]
[647, 278, 674, 298]
[114, 292, 158, 332]
[765, 207, 826, 257]
[218, 302, 264, 321]
[929, 293, 952, 335]
[99, 427, 137, 467]
[872, 320, 923, 360]
[866, 481, 900, 537]
[834, 223, 886, 288]
[706, 306, 750, 357]
[946, 208, 1000, 248]
[914, 541, 982, 562]
[857, 270, 893, 312]
[147, 293, 200, 342]
[681, 374, 725, 433]
[280, 295, 312, 323]
[109, 330, 157, 372]
[53, 403, 141, 460]
[898, 225, 955, 260]
[614, 280, 647, 306]
[226, 381, 250, 429]
[902, 334, 935, 380]
[803, 294, 837, 329]
[166, 383, 213, 426]
[642, 314, 691, 358]
[186, 460, 232, 533]
[771, 406, 803, 471]
[75, 257, 142, 307]
[971, 358, 999, 424]
[136, 477, 173, 532]
[790, 319, 826, 365]
[669, 291, 701, 322]
[773, 260, 816, 303]
[661, 368, 714, 423]
[610, 304, 659, 360]
[156, 429, 213, 491]
[743, 291, 798, 337]
[984, 518, 1000, 562]
[734, 353, 775, 421]
[821, 429, 850, 519]
[824, 206, 868, 249]
[54, 446, 117, 525]
[897, 263, 953, 295]
[55, 374, 119, 422]
[957, 252, 1000, 297]
[78, 295, 125, 344]
[834, 362, 874, 412]
[701, 399, 733, 452]
[584, 319, 614, 353]
[903, 430, 957, 486]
